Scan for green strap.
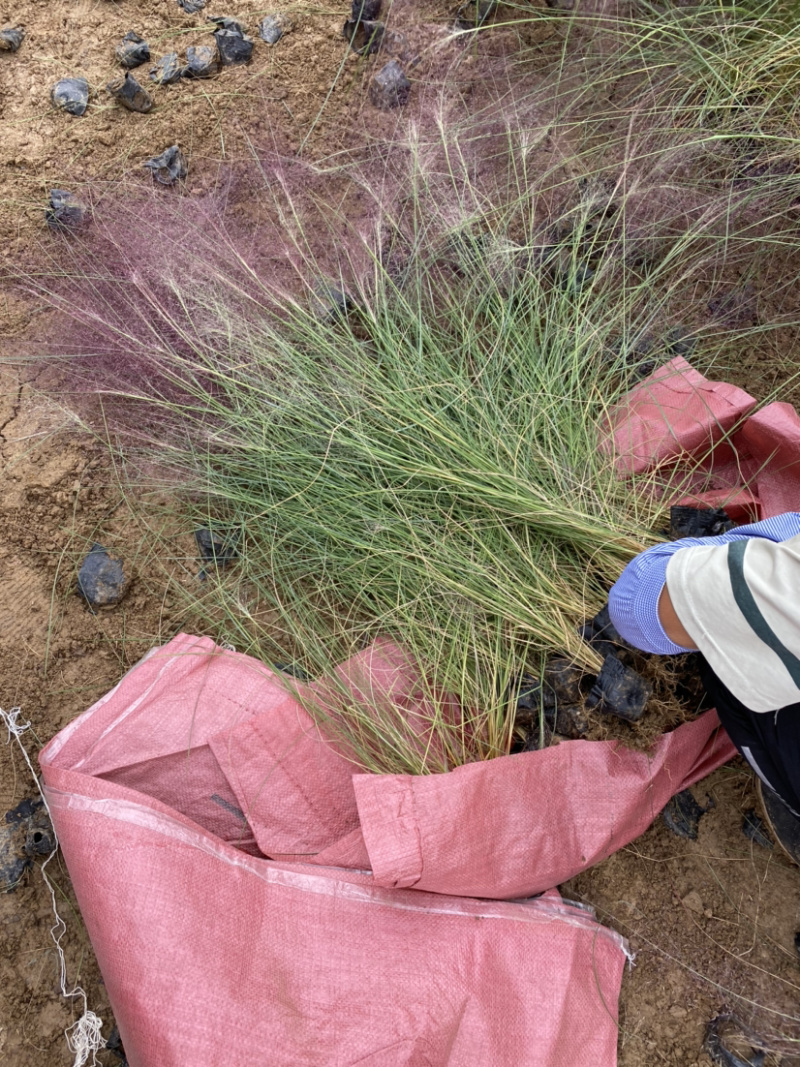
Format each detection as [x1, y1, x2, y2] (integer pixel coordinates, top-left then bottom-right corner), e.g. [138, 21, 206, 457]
[727, 540, 800, 688]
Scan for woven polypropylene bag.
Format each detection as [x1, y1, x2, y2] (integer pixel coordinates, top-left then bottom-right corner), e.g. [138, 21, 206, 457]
[40, 635, 630, 1067]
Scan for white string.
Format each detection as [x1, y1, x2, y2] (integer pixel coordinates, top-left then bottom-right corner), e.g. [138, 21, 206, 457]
[1, 706, 105, 1067]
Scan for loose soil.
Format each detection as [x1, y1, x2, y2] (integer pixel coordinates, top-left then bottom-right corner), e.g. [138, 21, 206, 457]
[1, 0, 799, 1064]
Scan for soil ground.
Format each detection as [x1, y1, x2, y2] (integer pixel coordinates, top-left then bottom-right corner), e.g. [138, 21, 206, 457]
[1, 0, 799, 1063]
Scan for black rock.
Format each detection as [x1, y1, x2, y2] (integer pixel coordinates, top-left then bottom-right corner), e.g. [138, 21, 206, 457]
[183, 44, 220, 78]
[150, 53, 182, 84]
[213, 28, 254, 65]
[45, 189, 87, 230]
[557, 262, 594, 293]
[707, 285, 758, 328]
[343, 18, 384, 54]
[177, 0, 206, 11]
[704, 1013, 769, 1067]
[736, 152, 796, 187]
[208, 17, 254, 65]
[515, 657, 590, 745]
[669, 505, 735, 540]
[352, 0, 382, 19]
[207, 15, 247, 34]
[455, 0, 497, 28]
[77, 543, 129, 610]
[195, 527, 239, 570]
[585, 653, 652, 722]
[0, 26, 24, 52]
[742, 808, 773, 850]
[665, 326, 697, 358]
[273, 661, 312, 681]
[662, 789, 713, 840]
[579, 604, 627, 647]
[1, 798, 55, 892]
[116, 31, 150, 69]
[143, 145, 187, 185]
[311, 280, 354, 322]
[368, 59, 410, 109]
[105, 1025, 128, 1065]
[258, 13, 292, 43]
[795, 931, 800, 961]
[516, 657, 584, 713]
[106, 72, 153, 112]
[51, 77, 90, 116]
[629, 359, 658, 382]
[551, 703, 590, 739]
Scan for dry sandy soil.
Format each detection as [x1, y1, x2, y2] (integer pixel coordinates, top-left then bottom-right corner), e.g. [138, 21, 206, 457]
[0, 0, 799, 1064]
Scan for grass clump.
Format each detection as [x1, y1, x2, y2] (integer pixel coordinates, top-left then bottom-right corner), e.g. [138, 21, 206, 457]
[22, 182, 718, 772]
[21, 15, 800, 773]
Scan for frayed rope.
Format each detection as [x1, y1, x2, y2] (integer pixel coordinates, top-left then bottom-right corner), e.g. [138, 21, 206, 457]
[1, 706, 106, 1067]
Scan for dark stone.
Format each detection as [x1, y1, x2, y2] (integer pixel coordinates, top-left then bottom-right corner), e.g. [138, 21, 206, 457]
[368, 59, 410, 109]
[516, 657, 584, 714]
[629, 359, 658, 382]
[311, 280, 354, 322]
[45, 189, 87, 230]
[795, 931, 800, 961]
[116, 31, 150, 69]
[177, 0, 206, 11]
[51, 77, 89, 116]
[557, 262, 594, 293]
[143, 144, 187, 185]
[258, 13, 292, 43]
[106, 72, 153, 113]
[214, 28, 254, 64]
[0, 26, 24, 52]
[77, 543, 129, 610]
[207, 15, 247, 34]
[150, 53, 182, 84]
[195, 527, 238, 571]
[662, 789, 713, 840]
[1, 799, 54, 892]
[704, 1013, 769, 1067]
[208, 17, 253, 65]
[343, 18, 385, 54]
[665, 326, 697, 358]
[579, 604, 627, 647]
[707, 285, 758, 328]
[669, 505, 735, 540]
[759, 782, 800, 864]
[351, 0, 381, 19]
[736, 152, 796, 187]
[455, 0, 497, 28]
[585, 653, 652, 722]
[183, 44, 220, 78]
[742, 808, 773, 850]
[273, 661, 312, 681]
[552, 703, 590, 739]
[105, 1025, 128, 1064]
[515, 657, 590, 744]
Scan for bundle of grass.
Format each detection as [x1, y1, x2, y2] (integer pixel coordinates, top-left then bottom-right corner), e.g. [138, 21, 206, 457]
[17, 30, 800, 772]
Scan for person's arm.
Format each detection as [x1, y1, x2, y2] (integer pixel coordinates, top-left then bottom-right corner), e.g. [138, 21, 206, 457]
[657, 583, 696, 648]
[608, 513, 800, 655]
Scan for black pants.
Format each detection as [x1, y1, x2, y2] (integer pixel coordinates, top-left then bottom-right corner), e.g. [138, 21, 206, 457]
[699, 657, 800, 817]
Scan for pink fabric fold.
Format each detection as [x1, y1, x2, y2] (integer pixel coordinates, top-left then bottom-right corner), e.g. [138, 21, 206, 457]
[353, 711, 734, 898]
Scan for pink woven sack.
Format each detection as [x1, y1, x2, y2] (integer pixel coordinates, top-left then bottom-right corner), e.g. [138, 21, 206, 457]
[40, 635, 630, 1067]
